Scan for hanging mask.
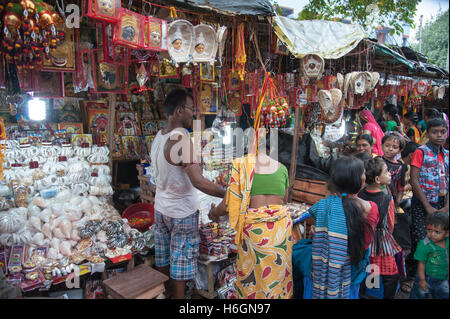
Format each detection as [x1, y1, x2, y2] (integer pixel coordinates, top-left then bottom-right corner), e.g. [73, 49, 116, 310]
[318, 88, 342, 124]
[415, 80, 428, 96]
[336, 73, 344, 91]
[351, 72, 366, 95]
[300, 54, 324, 79]
[364, 72, 373, 92]
[168, 19, 194, 65]
[192, 24, 218, 65]
[371, 72, 380, 90]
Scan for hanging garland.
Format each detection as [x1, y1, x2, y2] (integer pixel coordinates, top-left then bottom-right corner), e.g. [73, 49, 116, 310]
[254, 72, 291, 131]
[235, 21, 246, 81]
[1, 0, 65, 69]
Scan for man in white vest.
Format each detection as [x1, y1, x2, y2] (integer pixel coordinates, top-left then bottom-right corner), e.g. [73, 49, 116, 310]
[150, 87, 225, 299]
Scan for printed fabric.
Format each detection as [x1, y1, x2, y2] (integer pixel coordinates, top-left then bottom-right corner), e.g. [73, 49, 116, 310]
[234, 205, 294, 299]
[416, 142, 449, 205]
[226, 156, 293, 299]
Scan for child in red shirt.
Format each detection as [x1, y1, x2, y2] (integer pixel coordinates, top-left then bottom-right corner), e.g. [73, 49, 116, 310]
[359, 157, 402, 299]
[409, 117, 449, 291]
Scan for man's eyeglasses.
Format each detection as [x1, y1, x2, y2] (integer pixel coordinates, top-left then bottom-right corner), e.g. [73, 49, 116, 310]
[183, 105, 194, 112]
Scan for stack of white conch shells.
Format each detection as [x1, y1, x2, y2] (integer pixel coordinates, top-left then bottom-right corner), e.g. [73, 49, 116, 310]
[0, 192, 124, 260]
[1, 141, 113, 198]
[0, 141, 119, 262]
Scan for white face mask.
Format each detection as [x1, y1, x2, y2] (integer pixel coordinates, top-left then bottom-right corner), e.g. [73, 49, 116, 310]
[352, 73, 366, 95]
[302, 54, 323, 78]
[318, 90, 333, 114]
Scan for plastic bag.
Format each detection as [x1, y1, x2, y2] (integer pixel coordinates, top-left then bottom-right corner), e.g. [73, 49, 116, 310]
[42, 223, 52, 239]
[32, 233, 45, 246]
[51, 203, 65, 217]
[53, 227, 65, 239]
[64, 203, 82, 222]
[55, 189, 72, 203]
[40, 208, 52, 223]
[69, 196, 83, 207]
[30, 215, 42, 231]
[96, 230, 107, 242]
[0, 211, 27, 233]
[59, 219, 72, 238]
[80, 198, 93, 214]
[28, 204, 41, 217]
[47, 247, 59, 260]
[59, 241, 72, 256]
[32, 196, 48, 208]
[71, 228, 81, 241]
[0, 233, 13, 246]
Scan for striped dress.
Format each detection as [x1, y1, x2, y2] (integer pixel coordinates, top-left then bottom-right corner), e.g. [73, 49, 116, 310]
[309, 195, 351, 299]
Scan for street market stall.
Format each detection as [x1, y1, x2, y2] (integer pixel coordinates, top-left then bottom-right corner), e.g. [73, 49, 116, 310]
[0, 0, 448, 300]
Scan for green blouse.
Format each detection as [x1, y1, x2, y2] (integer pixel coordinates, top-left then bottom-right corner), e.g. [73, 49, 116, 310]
[250, 164, 289, 196]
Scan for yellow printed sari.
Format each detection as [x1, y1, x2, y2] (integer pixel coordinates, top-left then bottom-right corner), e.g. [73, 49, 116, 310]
[226, 156, 293, 299]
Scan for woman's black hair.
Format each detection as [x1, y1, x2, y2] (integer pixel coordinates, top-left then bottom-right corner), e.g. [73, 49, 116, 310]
[401, 141, 420, 158]
[382, 132, 406, 151]
[364, 156, 386, 185]
[424, 108, 441, 120]
[379, 121, 387, 132]
[427, 117, 447, 131]
[426, 212, 449, 231]
[356, 133, 373, 146]
[330, 156, 367, 265]
[383, 103, 401, 126]
[354, 151, 372, 164]
[404, 111, 419, 124]
[163, 87, 192, 116]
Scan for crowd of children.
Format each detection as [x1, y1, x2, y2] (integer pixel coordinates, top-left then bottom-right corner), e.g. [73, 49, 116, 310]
[297, 106, 448, 299]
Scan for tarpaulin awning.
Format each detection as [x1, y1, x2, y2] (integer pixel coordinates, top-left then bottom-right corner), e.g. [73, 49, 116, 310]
[170, 0, 274, 16]
[271, 15, 368, 59]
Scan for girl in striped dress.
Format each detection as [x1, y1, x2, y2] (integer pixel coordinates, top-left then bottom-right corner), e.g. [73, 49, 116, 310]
[307, 156, 379, 299]
[358, 156, 403, 299]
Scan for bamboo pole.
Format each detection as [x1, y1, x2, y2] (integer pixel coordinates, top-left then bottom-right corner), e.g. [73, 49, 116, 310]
[287, 106, 301, 203]
[107, 94, 117, 177]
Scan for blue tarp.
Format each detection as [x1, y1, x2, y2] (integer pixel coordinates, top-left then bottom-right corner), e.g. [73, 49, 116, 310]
[170, 0, 274, 16]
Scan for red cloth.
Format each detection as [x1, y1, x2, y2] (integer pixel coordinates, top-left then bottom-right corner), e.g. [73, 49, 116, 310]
[364, 201, 379, 250]
[370, 256, 398, 276]
[368, 197, 398, 276]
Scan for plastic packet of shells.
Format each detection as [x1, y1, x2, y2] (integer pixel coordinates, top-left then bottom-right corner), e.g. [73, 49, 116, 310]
[286, 202, 311, 222]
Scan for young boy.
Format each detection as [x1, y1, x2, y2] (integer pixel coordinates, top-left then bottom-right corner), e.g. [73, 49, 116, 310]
[410, 212, 449, 299]
[409, 117, 449, 281]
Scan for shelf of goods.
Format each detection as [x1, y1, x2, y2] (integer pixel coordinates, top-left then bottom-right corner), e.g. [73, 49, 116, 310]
[0, 142, 156, 295]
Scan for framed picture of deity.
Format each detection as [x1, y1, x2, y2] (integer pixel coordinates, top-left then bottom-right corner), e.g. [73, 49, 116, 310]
[42, 26, 78, 72]
[88, 108, 109, 145]
[121, 135, 141, 159]
[199, 63, 214, 82]
[58, 122, 84, 135]
[71, 133, 93, 147]
[117, 111, 141, 136]
[199, 82, 218, 114]
[141, 120, 159, 136]
[159, 59, 179, 78]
